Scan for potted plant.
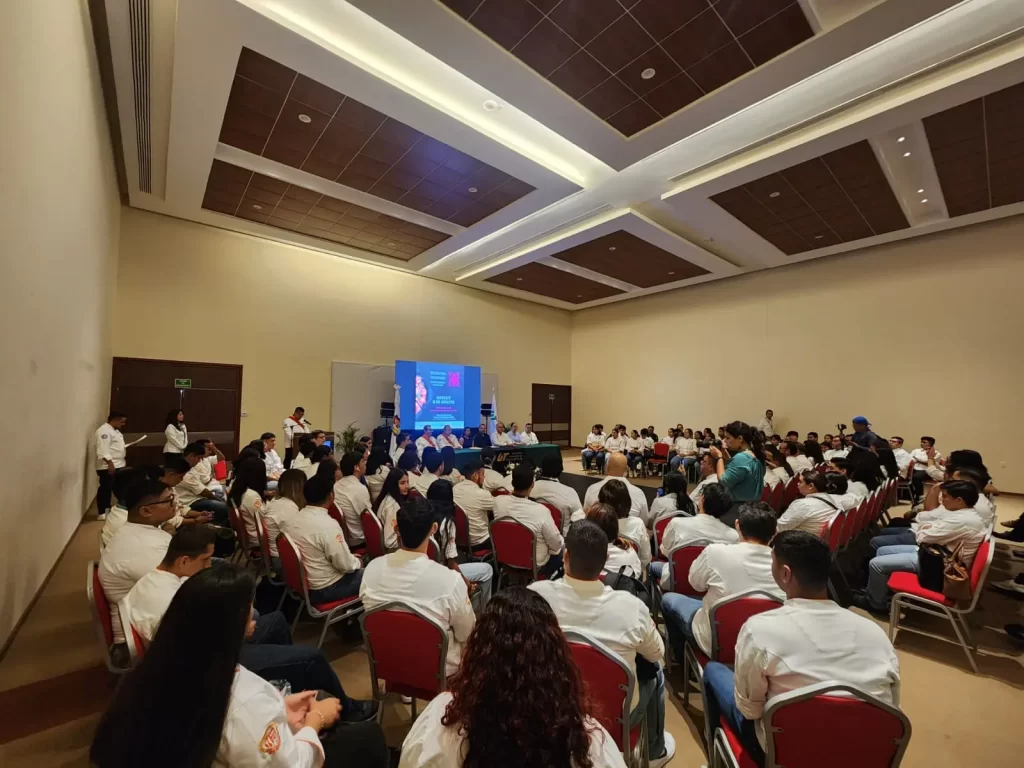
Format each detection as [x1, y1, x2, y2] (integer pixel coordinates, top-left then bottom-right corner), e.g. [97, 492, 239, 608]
[337, 422, 360, 454]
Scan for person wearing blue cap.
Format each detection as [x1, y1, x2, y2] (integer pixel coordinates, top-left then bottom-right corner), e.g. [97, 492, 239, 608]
[848, 416, 880, 450]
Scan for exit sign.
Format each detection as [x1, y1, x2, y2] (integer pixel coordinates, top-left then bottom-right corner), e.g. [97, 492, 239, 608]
[174, 378, 192, 388]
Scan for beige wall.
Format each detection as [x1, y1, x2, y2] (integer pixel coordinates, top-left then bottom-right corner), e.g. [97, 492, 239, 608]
[0, 1, 121, 647]
[572, 216, 1024, 493]
[113, 210, 572, 446]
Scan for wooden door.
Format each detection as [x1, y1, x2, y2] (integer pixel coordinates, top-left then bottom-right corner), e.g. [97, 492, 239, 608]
[531, 384, 571, 446]
[110, 357, 243, 465]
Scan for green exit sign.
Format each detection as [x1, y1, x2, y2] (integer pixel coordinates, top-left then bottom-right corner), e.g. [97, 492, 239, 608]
[174, 378, 192, 389]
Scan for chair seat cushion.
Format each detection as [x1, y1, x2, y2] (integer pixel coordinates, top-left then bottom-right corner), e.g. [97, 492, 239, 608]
[888, 572, 954, 606]
[471, 546, 493, 558]
[312, 594, 362, 613]
[720, 719, 759, 768]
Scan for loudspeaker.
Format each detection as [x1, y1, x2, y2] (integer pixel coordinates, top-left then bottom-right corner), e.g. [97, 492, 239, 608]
[480, 404, 492, 417]
[379, 401, 395, 419]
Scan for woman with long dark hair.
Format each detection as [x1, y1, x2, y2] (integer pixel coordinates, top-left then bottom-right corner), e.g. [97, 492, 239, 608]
[588, 502, 642, 580]
[710, 421, 766, 509]
[427, 480, 494, 608]
[439, 445, 464, 483]
[162, 409, 188, 463]
[763, 444, 793, 489]
[399, 587, 625, 768]
[776, 470, 841, 535]
[90, 565, 388, 768]
[372, 467, 409, 551]
[229, 456, 267, 546]
[598, 479, 651, 573]
[803, 438, 826, 467]
[365, 447, 392, 504]
[398, 446, 420, 473]
[648, 471, 696, 526]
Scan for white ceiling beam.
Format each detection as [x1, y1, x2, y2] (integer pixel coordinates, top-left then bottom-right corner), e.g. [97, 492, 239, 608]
[540, 259, 639, 294]
[870, 122, 949, 226]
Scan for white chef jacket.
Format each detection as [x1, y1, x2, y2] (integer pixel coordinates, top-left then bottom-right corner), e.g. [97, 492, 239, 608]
[891, 447, 912, 472]
[530, 576, 663, 709]
[847, 480, 869, 501]
[264, 496, 299, 558]
[176, 463, 213, 506]
[366, 466, 389, 504]
[452, 481, 495, 546]
[624, 437, 641, 453]
[411, 471, 441, 498]
[282, 416, 311, 445]
[521, 431, 539, 445]
[376, 495, 401, 551]
[286, 506, 362, 590]
[490, 431, 512, 447]
[398, 691, 627, 768]
[333, 475, 370, 544]
[831, 492, 859, 511]
[674, 437, 697, 456]
[493, 495, 563, 566]
[508, 430, 525, 444]
[95, 423, 127, 470]
[649, 493, 688, 527]
[776, 493, 841, 536]
[481, 467, 512, 492]
[264, 449, 285, 477]
[689, 475, 721, 504]
[974, 494, 995, 527]
[618, 516, 652, 570]
[215, 665, 325, 768]
[911, 448, 943, 472]
[238, 489, 264, 545]
[162, 424, 188, 454]
[100, 505, 129, 548]
[687, 542, 785, 656]
[824, 449, 849, 461]
[436, 433, 460, 450]
[786, 455, 814, 473]
[583, 476, 650, 526]
[126, 568, 184, 643]
[604, 435, 626, 452]
[605, 543, 643, 580]
[360, 549, 475, 677]
[531, 478, 583, 534]
[290, 454, 312, 473]
[99, 522, 172, 642]
[659, 515, 739, 584]
[757, 417, 776, 437]
[585, 433, 606, 450]
[915, 507, 987, 565]
[734, 598, 900, 749]
[416, 435, 439, 458]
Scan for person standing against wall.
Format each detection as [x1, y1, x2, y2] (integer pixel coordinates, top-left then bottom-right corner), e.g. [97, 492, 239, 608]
[162, 409, 187, 463]
[95, 411, 128, 521]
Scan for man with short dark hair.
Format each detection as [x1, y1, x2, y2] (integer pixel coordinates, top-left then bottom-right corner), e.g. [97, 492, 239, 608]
[888, 436, 911, 473]
[416, 425, 438, 457]
[493, 464, 564, 577]
[909, 436, 941, 499]
[360, 497, 476, 677]
[452, 460, 496, 549]
[176, 442, 229, 522]
[472, 420, 491, 448]
[94, 410, 129, 520]
[261, 432, 285, 481]
[530, 455, 582, 533]
[334, 450, 370, 546]
[704, 531, 900, 764]
[283, 406, 310, 444]
[757, 410, 776, 438]
[825, 435, 849, 461]
[531, 521, 674, 767]
[411, 451, 443, 496]
[660, 502, 784, 661]
[478, 447, 511, 492]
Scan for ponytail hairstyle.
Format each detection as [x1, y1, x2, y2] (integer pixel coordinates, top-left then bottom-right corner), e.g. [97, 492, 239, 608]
[724, 421, 765, 464]
[662, 472, 696, 515]
[824, 472, 848, 495]
[798, 469, 828, 494]
[765, 444, 793, 477]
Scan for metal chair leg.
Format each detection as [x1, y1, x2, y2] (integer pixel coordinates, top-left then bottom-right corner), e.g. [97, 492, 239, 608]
[290, 602, 303, 634]
[411, 697, 418, 718]
[944, 608, 979, 673]
[680, 645, 690, 706]
[317, 619, 330, 649]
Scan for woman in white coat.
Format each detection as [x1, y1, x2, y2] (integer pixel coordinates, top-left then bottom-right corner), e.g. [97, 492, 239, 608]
[163, 409, 188, 463]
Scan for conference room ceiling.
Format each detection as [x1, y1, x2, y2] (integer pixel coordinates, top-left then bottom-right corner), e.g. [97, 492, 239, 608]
[99, 0, 1024, 310]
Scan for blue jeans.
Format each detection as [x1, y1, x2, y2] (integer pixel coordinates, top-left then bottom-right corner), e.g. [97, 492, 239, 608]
[459, 562, 493, 611]
[538, 550, 564, 578]
[867, 544, 919, 609]
[704, 662, 764, 766]
[630, 665, 667, 758]
[660, 593, 702, 661]
[582, 449, 605, 471]
[870, 528, 917, 551]
[309, 570, 364, 604]
[189, 497, 229, 525]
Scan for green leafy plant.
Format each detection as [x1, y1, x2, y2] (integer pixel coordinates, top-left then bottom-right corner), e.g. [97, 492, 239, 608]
[338, 422, 360, 453]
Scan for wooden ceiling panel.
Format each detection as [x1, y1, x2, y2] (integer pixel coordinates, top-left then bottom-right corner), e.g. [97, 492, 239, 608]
[550, 230, 708, 288]
[485, 261, 625, 303]
[440, 0, 813, 136]
[218, 48, 534, 227]
[200, 159, 451, 261]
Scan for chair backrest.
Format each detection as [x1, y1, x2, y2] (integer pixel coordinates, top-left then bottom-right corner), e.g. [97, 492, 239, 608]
[779, 477, 802, 513]
[761, 485, 772, 503]
[653, 513, 682, 554]
[213, 459, 228, 481]
[960, 537, 996, 612]
[769, 481, 785, 513]
[361, 510, 386, 559]
[653, 442, 670, 460]
[764, 681, 912, 768]
[668, 541, 710, 596]
[227, 499, 251, 552]
[708, 589, 784, 663]
[491, 487, 511, 497]
[852, 498, 870, 538]
[539, 501, 562, 532]
[407, 487, 423, 500]
[564, 631, 634, 756]
[361, 601, 449, 701]
[252, 511, 278, 580]
[427, 535, 443, 563]
[489, 518, 537, 576]
[118, 599, 146, 666]
[453, 504, 471, 548]
[87, 561, 116, 664]
[327, 502, 361, 546]
[276, 532, 311, 601]
[825, 512, 846, 552]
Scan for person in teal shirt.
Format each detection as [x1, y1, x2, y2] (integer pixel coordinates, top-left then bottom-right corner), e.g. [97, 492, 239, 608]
[709, 421, 766, 509]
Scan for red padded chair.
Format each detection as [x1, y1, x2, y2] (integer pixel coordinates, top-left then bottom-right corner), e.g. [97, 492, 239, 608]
[888, 537, 994, 673]
[454, 503, 493, 561]
[565, 631, 647, 768]
[666, 542, 710, 597]
[760, 485, 772, 503]
[213, 459, 228, 482]
[712, 681, 912, 768]
[227, 499, 260, 567]
[86, 561, 130, 675]
[681, 589, 784, 717]
[648, 442, 670, 476]
[768, 482, 785, 514]
[361, 601, 448, 719]
[491, 487, 511, 497]
[539, 501, 562, 533]
[824, 512, 851, 600]
[653, 514, 683, 562]
[276, 532, 363, 648]
[253, 511, 288, 611]
[118, 600, 146, 667]
[426, 535, 445, 564]
[490, 517, 546, 588]
[361, 510, 386, 559]
[779, 477, 802, 514]
[328, 502, 368, 558]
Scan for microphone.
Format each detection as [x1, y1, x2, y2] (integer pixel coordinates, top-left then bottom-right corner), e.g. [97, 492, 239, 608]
[302, 419, 312, 426]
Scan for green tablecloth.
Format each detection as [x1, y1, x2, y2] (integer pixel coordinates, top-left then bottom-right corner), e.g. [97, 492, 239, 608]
[452, 443, 562, 471]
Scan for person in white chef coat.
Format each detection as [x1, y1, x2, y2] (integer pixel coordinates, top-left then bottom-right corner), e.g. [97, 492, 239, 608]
[162, 409, 188, 463]
[90, 564, 390, 768]
[94, 410, 129, 520]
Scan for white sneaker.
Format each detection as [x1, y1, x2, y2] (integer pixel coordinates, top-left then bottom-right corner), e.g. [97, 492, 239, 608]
[650, 731, 676, 767]
[97, 513, 107, 521]
[401, 695, 413, 704]
[992, 578, 1024, 595]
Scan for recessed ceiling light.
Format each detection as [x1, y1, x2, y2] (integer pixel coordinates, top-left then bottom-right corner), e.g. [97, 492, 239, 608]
[903, 152, 911, 157]
[516, 277, 522, 281]
[468, 187, 478, 193]
[668, 271, 675, 275]
[252, 204, 262, 210]
[920, 198, 928, 203]
[387, 242, 395, 247]
[815, 235, 824, 239]
[608, 246, 616, 251]
[917, 188, 924, 194]
[897, 136, 906, 142]
[769, 191, 780, 198]
[641, 68, 656, 80]
[482, 99, 500, 112]
[577, 294, 583, 298]
[298, 114, 312, 124]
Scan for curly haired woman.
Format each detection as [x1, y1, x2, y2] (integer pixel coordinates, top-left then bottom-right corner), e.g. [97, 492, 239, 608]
[398, 587, 626, 768]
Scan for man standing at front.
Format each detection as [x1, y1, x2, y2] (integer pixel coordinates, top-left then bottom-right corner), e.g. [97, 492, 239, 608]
[94, 410, 129, 520]
[757, 410, 776, 438]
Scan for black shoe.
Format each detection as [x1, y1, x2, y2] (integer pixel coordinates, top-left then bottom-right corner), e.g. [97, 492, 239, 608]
[341, 699, 379, 723]
[851, 593, 889, 618]
[1005, 624, 1024, 648]
[109, 643, 130, 670]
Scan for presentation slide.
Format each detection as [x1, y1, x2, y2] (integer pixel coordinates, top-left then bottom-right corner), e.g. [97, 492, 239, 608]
[395, 360, 481, 431]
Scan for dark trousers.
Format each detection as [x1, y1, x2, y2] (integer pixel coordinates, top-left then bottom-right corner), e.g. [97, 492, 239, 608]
[189, 497, 230, 526]
[96, 469, 118, 515]
[309, 571, 364, 604]
[911, 470, 929, 500]
[322, 721, 389, 768]
[538, 550, 564, 578]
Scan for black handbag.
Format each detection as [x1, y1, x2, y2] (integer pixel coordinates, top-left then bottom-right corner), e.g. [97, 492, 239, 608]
[918, 544, 949, 593]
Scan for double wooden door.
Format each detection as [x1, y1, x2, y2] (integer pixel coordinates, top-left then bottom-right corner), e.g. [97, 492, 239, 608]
[531, 384, 571, 446]
[109, 357, 243, 466]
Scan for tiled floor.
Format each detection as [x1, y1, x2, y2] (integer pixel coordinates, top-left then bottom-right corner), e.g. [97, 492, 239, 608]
[2, 475, 1022, 767]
